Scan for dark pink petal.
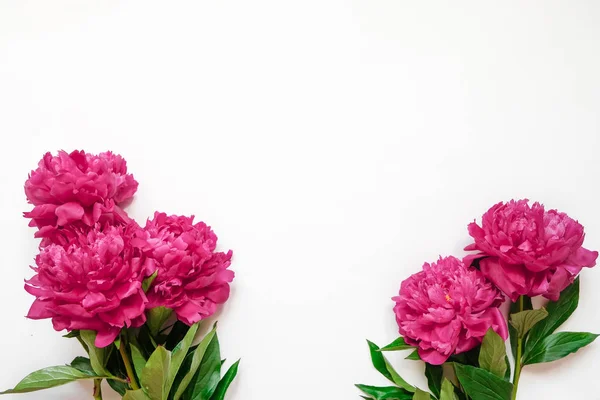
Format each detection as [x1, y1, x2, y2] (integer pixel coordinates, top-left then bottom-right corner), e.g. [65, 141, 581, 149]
[95, 326, 121, 348]
[479, 258, 521, 302]
[418, 347, 450, 365]
[55, 202, 85, 226]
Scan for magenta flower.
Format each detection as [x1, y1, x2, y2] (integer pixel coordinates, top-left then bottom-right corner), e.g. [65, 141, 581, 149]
[465, 200, 598, 301]
[24, 150, 138, 232]
[25, 224, 154, 348]
[135, 212, 234, 325]
[393, 256, 508, 365]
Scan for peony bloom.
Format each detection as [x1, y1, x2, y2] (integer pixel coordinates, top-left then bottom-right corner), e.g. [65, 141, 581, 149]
[134, 212, 234, 326]
[393, 256, 508, 365]
[464, 200, 598, 301]
[24, 150, 138, 231]
[25, 224, 154, 348]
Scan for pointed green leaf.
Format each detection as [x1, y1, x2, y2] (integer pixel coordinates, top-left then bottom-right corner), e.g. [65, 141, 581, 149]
[140, 346, 171, 400]
[454, 364, 513, 400]
[70, 357, 97, 376]
[147, 307, 174, 337]
[424, 363, 442, 398]
[510, 308, 548, 338]
[379, 337, 413, 352]
[209, 360, 240, 400]
[523, 331, 599, 365]
[173, 325, 217, 400]
[503, 355, 510, 381]
[367, 340, 392, 381]
[509, 297, 532, 360]
[527, 279, 580, 353]
[355, 384, 413, 400]
[405, 350, 420, 360]
[385, 358, 415, 393]
[123, 389, 150, 400]
[166, 322, 200, 395]
[439, 378, 458, 400]
[80, 330, 112, 376]
[131, 345, 147, 381]
[0, 366, 105, 394]
[108, 379, 128, 396]
[186, 333, 222, 399]
[413, 388, 431, 400]
[367, 340, 414, 392]
[478, 329, 508, 379]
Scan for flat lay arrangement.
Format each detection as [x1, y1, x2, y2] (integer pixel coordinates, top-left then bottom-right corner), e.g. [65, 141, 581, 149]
[1, 150, 238, 400]
[356, 200, 598, 400]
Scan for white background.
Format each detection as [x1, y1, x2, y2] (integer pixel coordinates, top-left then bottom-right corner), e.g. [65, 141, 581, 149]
[0, 1, 599, 399]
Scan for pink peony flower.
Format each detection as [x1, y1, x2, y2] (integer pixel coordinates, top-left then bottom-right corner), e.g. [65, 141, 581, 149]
[464, 200, 598, 301]
[393, 256, 508, 365]
[25, 224, 154, 348]
[134, 212, 234, 326]
[24, 150, 138, 231]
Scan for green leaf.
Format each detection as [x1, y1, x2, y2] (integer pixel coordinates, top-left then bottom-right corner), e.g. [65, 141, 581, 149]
[209, 360, 240, 400]
[367, 340, 393, 381]
[0, 366, 104, 394]
[509, 308, 548, 338]
[186, 332, 222, 400]
[131, 344, 147, 381]
[80, 330, 112, 376]
[140, 346, 171, 400]
[439, 378, 458, 400]
[509, 297, 532, 360]
[405, 350, 420, 360]
[70, 357, 97, 376]
[523, 331, 599, 365]
[454, 364, 513, 400]
[367, 340, 414, 392]
[108, 379, 129, 396]
[385, 359, 415, 393]
[143, 270, 158, 292]
[424, 363, 442, 398]
[379, 337, 413, 352]
[478, 329, 508, 379]
[166, 322, 200, 395]
[123, 389, 150, 400]
[413, 388, 431, 400]
[503, 355, 510, 381]
[355, 384, 413, 400]
[147, 307, 174, 337]
[63, 330, 80, 338]
[173, 325, 218, 400]
[527, 278, 580, 353]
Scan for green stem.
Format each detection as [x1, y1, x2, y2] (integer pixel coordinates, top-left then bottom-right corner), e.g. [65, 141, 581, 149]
[119, 333, 140, 390]
[511, 296, 525, 400]
[93, 378, 102, 400]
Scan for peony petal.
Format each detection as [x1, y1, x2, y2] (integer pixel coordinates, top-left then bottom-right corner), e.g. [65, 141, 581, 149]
[55, 202, 85, 226]
[567, 247, 599, 268]
[418, 347, 450, 365]
[95, 326, 121, 348]
[26, 299, 55, 319]
[479, 258, 521, 302]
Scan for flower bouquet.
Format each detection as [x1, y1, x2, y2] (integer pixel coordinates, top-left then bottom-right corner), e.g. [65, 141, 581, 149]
[1, 151, 239, 400]
[357, 200, 598, 400]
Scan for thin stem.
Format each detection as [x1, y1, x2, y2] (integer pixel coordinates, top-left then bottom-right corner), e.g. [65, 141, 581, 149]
[93, 378, 103, 400]
[119, 333, 140, 390]
[511, 295, 525, 400]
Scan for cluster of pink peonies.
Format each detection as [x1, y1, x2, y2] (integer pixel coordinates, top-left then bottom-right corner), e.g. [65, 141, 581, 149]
[393, 199, 597, 365]
[23, 150, 234, 348]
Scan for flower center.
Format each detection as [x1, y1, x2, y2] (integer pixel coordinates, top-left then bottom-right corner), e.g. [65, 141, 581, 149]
[445, 293, 452, 302]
